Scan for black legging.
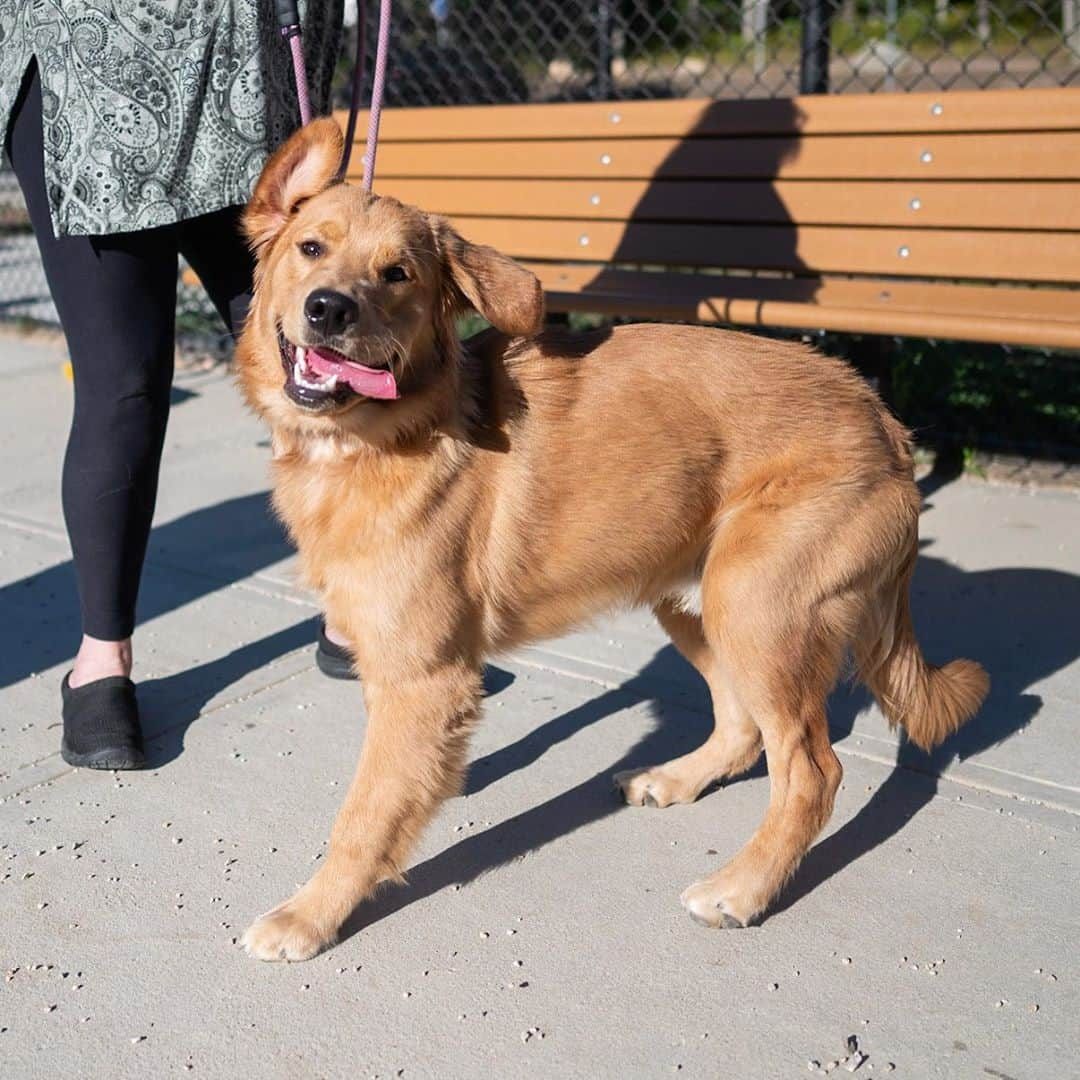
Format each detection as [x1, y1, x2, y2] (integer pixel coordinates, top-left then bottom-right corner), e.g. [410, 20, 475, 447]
[5, 62, 255, 641]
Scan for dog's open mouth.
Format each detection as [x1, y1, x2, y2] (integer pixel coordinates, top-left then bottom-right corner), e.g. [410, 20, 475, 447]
[277, 331, 399, 411]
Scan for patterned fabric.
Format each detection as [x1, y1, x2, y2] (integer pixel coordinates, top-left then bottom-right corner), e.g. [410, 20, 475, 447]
[0, 1, 342, 237]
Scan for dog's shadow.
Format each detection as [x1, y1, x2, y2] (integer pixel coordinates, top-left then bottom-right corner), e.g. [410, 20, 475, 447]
[343, 531, 1079, 940]
[345, 645, 718, 939]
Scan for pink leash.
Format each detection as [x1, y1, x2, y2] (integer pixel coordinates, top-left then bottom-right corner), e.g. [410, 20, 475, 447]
[359, 0, 392, 191]
[283, 28, 313, 125]
[280, 1, 392, 192]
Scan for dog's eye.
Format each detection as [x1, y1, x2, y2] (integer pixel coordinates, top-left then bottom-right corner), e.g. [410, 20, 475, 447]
[382, 265, 408, 283]
[299, 240, 323, 259]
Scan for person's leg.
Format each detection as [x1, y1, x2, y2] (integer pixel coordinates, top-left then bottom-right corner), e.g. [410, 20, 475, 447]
[177, 204, 254, 338]
[6, 64, 178, 692]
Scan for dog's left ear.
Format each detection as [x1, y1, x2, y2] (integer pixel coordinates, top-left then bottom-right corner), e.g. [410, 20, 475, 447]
[244, 118, 344, 252]
[429, 216, 545, 338]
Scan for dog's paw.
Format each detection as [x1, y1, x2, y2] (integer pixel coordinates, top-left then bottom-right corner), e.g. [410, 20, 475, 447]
[679, 877, 751, 930]
[241, 899, 336, 962]
[613, 766, 699, 808]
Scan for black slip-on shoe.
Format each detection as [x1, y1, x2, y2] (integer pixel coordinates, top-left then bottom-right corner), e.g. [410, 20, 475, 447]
[315, 621, 357, 680]
[60, 673, 146, 770]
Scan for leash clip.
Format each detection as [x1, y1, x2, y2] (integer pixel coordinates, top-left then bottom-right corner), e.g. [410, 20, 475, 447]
[274, 0, 302, 32]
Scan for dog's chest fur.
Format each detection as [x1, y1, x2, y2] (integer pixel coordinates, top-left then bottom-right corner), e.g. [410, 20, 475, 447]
[272, 437, 480, 626]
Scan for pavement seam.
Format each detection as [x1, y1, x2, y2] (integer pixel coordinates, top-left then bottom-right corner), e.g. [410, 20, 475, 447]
[820, 744, 1080, 818]
[0, 509, 67, 542]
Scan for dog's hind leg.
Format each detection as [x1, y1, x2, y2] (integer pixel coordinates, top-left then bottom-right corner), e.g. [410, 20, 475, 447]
[614, 600, 762, 808]
[678, 498, 849, 929]
[242, 660, 483, 962]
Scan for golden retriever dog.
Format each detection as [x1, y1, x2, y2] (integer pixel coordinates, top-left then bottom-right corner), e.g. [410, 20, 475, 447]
[235, 118, 988, 962]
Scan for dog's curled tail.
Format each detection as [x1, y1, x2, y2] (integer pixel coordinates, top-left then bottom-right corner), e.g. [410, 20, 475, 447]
[859, 540, 989, 753]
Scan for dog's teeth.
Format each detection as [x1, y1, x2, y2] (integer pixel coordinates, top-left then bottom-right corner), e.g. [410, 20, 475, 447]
[292, 356, 338, 393]
[295, 346, 306, 367]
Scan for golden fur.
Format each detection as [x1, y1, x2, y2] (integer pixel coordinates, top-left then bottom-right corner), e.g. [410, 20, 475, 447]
[236, 119, 988, 961]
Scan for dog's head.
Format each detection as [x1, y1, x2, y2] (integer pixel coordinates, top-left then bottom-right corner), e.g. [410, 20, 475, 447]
[236, 118, 544, 442]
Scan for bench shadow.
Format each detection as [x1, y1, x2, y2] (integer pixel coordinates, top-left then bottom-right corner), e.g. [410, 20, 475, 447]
[340, 542, 1077, 941]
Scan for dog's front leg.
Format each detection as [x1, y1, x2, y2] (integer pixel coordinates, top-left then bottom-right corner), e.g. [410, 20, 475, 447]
[242, 662, 482, 961]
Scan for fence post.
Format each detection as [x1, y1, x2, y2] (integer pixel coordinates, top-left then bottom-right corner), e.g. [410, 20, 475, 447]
[800, 0, 833, 94]
[591, 1, 614, 100]
[1064, 0, 1080, 55]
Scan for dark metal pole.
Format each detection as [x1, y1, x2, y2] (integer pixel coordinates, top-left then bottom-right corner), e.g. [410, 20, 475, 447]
[800, 0, 833, 94]
[592, 1, 613, 101]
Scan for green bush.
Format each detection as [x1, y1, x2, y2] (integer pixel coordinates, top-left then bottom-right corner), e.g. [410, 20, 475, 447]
[842, 337, 1080, 457]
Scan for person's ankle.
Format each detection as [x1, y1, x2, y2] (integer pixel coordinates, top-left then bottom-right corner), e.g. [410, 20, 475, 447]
[324, 623, 349, 648]
[69, 635, 133, 688]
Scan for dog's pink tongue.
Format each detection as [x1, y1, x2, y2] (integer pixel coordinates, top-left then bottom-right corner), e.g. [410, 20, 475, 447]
[307, 347, 399, 400]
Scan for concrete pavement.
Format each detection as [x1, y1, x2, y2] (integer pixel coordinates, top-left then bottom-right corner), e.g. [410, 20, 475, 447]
[1, 332, 1077, 1078]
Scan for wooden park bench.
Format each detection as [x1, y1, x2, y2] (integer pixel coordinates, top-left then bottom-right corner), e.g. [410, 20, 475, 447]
[339, 87, 1080, 350]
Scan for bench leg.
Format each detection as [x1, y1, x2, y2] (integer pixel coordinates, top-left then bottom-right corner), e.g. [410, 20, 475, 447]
[850, 334, 896, 405]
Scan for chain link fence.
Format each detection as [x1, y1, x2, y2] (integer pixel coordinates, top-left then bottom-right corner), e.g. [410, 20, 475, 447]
[363, 0, 1080, 106]
[3, 0, 1079, 330]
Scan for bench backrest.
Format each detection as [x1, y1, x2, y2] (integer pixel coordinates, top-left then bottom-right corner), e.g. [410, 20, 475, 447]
[340, 89, 1080, 290]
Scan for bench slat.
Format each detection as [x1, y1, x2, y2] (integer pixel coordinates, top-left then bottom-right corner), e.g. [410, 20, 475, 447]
[376, 178, 1080, 231]
[528, 267, 1080, 348]
[356, 132, 1080, 182]
[451, 218, 1080, 283]
[333, 89, 1080, 140]
[525, 264, 1080, 320]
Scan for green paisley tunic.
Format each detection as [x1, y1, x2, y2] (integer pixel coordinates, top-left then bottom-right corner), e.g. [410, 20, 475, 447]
[0, 1, 342, 236]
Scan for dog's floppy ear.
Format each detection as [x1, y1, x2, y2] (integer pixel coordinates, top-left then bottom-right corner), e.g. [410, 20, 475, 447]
[244, 118, 344, 252]
[429, 215, 545, 338]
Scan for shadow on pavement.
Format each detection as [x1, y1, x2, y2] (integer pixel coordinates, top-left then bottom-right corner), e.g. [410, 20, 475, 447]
[139, 631, 516, 768]
[774, 548, 1079, 915]
[7, 465, 1075, 927]
[0, 492, 293, 691]
[3, 481, 519, 765]
[140, 619, 319, 767]
[345, 543, 1078, 940]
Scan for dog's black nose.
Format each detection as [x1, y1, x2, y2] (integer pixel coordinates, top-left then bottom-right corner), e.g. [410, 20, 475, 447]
[304, 289, 359, 336]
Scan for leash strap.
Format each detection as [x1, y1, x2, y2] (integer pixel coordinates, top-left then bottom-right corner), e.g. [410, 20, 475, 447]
[279, 0, 392, 192]
[338, 2, 367, 179]
[360, 0, 392, 192]
[274, 1, 311, 125]
[284, 27, 313, 126]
